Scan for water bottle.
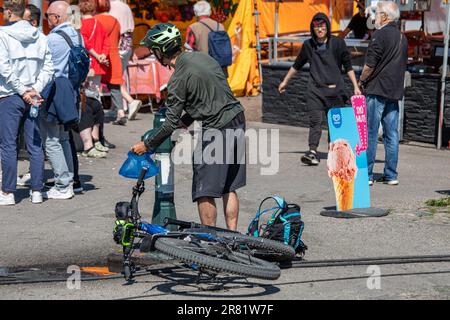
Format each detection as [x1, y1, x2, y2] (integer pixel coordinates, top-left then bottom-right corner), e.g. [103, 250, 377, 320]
[29, 97, 40, 118]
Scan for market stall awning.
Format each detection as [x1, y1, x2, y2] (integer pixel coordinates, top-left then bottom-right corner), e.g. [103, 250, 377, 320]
[227, 0, 340, 96]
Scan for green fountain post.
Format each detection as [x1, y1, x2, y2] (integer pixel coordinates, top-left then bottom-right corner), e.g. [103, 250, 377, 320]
[142, 108, 177, 230]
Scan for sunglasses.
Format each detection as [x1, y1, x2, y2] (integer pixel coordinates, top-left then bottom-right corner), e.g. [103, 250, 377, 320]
[313, 25, 327, 31]
[45, 12, 60, 19]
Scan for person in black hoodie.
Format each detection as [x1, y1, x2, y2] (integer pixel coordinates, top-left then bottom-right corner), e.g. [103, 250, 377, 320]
[279, 13, 360, 165]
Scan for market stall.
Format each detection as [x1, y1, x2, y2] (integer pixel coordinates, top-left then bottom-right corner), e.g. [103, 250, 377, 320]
[226, 0, 351, 96]
[128, 0, 238, 47]
[261, 0, 450, 148]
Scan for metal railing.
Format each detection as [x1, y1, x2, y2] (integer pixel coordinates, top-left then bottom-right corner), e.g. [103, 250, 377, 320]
[262, 36, 370, 65]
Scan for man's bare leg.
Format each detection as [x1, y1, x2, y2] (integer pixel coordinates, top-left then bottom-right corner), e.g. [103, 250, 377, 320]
[197, 197, 217, 227]
[92, 124, 100, 141]
[80, 128, 94, 151]
[223, 192, 239, 231]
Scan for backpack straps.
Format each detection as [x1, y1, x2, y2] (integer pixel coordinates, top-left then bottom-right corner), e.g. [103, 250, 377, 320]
[55, 29, 83, 48]
[199, 20, 214, 32]
[55, 30, 75, 48]
[77, 30, 83, 47]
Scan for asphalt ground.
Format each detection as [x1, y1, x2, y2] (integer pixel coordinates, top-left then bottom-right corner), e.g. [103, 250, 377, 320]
[1, 102, 449, 300]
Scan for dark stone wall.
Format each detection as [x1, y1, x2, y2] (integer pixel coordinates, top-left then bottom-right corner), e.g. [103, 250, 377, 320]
[262, 64, 357, 129]
[403, 75, 440, 144]
[403, 74, 450, 146]
[262, 64, 313, 127]
[262, 64, 450, 147]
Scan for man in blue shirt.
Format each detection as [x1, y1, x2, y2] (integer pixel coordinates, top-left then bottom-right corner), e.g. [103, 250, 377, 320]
[40, 1, 81, 200]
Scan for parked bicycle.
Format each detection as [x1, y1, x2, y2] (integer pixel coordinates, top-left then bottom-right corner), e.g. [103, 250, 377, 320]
[113, 167, 294, 281]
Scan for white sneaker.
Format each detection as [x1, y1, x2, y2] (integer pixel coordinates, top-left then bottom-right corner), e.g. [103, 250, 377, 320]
[17, 173, 31, 187]
[30, 191, 43, 204]
[127, 100, 142, 120]
[43, 187, 74, 200]
[0, 192, 15, 206]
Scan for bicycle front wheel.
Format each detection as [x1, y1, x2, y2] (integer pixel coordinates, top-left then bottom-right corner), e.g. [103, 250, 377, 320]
[154, 237, 281, 280]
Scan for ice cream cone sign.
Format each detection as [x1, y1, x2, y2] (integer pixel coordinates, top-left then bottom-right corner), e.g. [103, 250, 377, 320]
[327, 139, 358, 211]
[327, 107, 371, 212]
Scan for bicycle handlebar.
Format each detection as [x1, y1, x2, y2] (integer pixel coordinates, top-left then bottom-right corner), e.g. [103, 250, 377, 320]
[136, 167, 148, 188]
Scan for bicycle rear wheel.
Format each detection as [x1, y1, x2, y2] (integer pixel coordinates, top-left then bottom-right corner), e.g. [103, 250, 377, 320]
[154, 237, 281, 280]
[215, 232, 295, 262]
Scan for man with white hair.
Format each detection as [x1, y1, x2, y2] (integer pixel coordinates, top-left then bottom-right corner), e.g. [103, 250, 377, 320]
[358, 1, 408, 186]
[185, 0, 229, 76]
[40, 0, 84, 199]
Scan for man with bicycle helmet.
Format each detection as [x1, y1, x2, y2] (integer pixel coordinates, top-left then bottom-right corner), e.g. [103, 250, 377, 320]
[131, 23, 246, 231]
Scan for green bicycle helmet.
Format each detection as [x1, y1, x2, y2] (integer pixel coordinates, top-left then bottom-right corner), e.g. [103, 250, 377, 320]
[141, 23, 182, 65]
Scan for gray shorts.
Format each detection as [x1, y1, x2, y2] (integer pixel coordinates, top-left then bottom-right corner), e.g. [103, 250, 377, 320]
[192, 112, 246, 202]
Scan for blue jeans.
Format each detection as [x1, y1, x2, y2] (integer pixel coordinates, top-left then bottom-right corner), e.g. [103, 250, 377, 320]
[0, 95, 44, 193]
[366, 95, 399, 181]
[40, 112, 74, 190]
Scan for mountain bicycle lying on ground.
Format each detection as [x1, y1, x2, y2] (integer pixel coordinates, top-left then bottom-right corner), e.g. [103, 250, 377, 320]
[113, 167, 295, 282]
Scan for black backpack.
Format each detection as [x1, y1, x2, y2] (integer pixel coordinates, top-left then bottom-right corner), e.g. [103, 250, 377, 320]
[247, 196, 307, 256]
[199, 21, 232, 67]
[55, 30, 90, 90]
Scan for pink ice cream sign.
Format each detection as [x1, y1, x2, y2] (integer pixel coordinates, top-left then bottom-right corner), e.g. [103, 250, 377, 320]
[351, 95, 368, 156]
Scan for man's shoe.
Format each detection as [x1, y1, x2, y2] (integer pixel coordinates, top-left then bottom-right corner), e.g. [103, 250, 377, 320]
[73, 181, 84, 194]
[112, 117, 127, 126]
[101, 138, 116, 149]
[376, 176, 399, 186]
[47, 181, 82, 193]
[94, 141, 109, 152]
[82, 148, 107, 158]
[0, 192, 15, 206]
[43, 187, 74, 200]
[30, 191, 43, 204]
[386, 179, 399, 186]
[369, 180, 374, 186]
[128, 100, 143, 120]
[17, 173, 31, 187]
[301, 150, 320, 166]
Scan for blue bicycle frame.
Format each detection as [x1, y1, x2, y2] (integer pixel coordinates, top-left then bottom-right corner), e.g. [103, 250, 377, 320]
[138, 221, 220, 242]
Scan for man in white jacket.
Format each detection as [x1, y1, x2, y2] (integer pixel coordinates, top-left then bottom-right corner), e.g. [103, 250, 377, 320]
[0, 0, 54, 206]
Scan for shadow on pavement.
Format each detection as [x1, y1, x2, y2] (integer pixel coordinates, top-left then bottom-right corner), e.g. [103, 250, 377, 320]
[118, 269, 280, 300]
[15, 189, 31, 204]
